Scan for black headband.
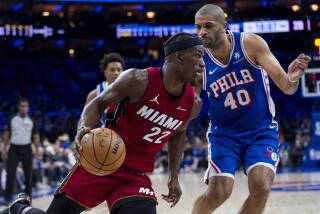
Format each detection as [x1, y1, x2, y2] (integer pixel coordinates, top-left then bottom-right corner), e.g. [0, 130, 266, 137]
[164, 37, 203, 57]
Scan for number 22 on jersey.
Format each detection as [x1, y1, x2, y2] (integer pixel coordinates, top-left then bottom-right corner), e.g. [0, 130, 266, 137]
[143, 127, 171, 144]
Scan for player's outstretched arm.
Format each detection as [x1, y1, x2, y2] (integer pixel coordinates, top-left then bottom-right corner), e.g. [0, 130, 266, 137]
[243, 33, 311, 95]
[162, 92, 202, 208]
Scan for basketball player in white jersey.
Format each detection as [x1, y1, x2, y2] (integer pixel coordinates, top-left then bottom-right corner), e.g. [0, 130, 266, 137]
[84, 53, 124, 105]
[84, 53, 124, 127]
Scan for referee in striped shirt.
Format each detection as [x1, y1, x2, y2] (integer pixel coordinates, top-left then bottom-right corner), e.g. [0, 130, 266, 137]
[2, 99, 40, 204]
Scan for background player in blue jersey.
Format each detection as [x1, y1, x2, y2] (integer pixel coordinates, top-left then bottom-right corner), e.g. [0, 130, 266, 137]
[83, 53, 124, 127]
[84, 52, 124, 106]
[192, 4, 311, 214]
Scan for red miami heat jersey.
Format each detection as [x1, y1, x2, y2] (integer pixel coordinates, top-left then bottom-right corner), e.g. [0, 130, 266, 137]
[110, 67, 194, 173]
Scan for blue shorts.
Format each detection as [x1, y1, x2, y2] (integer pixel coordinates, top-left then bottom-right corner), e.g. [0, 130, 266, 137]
[204, 124, 279, 182]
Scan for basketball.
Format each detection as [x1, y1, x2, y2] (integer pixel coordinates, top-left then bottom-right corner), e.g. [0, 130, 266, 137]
[79, 128, 126, 176]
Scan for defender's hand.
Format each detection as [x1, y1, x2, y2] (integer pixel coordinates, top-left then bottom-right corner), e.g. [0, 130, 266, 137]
[288, 53, 311, 82]
[161, 177, 182, 208]
[74, 127, 91, 162]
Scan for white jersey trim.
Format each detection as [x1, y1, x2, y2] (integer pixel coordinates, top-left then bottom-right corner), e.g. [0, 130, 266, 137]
[260, 68, 276, 118]
[246, 162, 276, 175]
[205, 31, 235, 68]
[204, 129, 235, 182]
[202, 67, 207, 91]
[240, 32, 262, 69]
[240, 32, 276, 120]
[96, 81, 108, 96]
[204, 165, 235, 184]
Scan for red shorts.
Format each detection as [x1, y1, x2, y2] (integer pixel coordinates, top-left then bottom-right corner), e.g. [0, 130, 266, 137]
[57, 164, 157, 211]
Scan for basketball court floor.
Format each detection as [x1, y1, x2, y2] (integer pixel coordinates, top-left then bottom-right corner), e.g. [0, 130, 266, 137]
[29, 170, 320, 214]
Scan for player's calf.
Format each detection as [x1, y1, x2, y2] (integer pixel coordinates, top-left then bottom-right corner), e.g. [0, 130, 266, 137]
[192, 176, 234, 214]
[239, 165, 275, 214]
[249, 179, 272, 205]
[249, 166, 274, 201]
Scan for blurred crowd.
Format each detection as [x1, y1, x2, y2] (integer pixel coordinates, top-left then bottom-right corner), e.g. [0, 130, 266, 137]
[0, 132, 75, 196]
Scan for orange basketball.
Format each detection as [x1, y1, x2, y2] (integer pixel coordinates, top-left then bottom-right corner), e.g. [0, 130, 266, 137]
[79, 128, 126, 176]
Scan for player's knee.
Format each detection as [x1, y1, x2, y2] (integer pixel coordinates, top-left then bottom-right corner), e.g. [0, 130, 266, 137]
[206, 178, 233, 204]
[207, 186, 232, 203]
[250, 178, 272, 201]
[248, 166, 274, 200]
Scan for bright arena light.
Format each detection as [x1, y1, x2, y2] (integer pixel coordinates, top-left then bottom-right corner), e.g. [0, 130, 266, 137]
[146, 11, 155, 19]
[291, 5, 300, 12]
[68, 48, 75, 56]
[310, 4, 319, 11]
[42, 11, 50, 17]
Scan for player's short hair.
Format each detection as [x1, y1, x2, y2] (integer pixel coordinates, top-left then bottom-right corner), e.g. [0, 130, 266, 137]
[99, 53, 125, 73]
[195, 4, 225, 24]
[17, 98, 29, 106]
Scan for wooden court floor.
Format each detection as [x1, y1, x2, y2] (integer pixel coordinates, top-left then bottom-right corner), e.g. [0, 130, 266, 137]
[31, 171, 320, 214]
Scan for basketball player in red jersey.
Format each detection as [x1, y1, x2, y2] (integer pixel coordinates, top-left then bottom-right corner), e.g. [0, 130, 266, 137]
[2, 32, 205, 214]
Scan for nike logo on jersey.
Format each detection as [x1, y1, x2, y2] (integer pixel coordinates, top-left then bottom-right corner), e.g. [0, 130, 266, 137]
[209, 69, 255, 98]
[269, 124, 278, 130]
[208, 67, 218, 75]
[177, 106, 186, 112]
[136, 105, 183, 130]
[150, 94, 160, 105]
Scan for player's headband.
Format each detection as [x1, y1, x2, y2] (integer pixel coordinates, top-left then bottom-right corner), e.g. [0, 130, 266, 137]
[164, 36, 203, 57]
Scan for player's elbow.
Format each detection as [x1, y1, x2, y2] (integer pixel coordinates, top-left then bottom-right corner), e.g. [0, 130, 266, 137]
[284, 91, 296, 95]
[282, 87, 297, 95]
[85, 90, 97, 106]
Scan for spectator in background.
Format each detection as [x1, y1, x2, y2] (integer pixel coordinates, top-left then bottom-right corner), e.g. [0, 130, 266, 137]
[290, 132, 306, 167]
[278, 134, 290, 168]
[181, 142, 194, 172]
[154, 144, 168, 174]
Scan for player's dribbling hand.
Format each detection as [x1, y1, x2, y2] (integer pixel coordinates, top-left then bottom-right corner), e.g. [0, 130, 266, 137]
[74, 126, 91, 162]
[161, 177, 182, 208]
[288, 53, 311, 82]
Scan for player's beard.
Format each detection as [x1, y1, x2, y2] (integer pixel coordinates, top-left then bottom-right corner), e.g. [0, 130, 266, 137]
[207, 30, 225, 49]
